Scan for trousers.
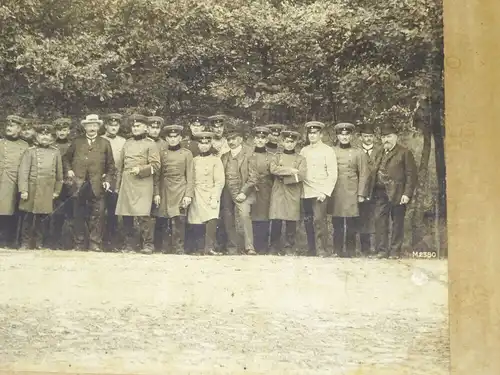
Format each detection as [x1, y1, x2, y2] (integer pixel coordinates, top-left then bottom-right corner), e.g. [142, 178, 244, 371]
[302, 198, 329, 256]
[73, 181, 105, 250]
[252, 221, 270, 253]
[21, 213, 50, 249]
[222, 190, 254, 252]
[122, 216, 154, 250]
[103, 191, 120, 249]
[269, 220, 297, 254]
[373, 187, 407, 256]
[332, 217, 357, 257]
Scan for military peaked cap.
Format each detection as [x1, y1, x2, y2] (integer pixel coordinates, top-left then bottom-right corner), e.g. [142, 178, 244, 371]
[281, 130, 301, 141]
[266, 124, 286, 135]
[208, 115, 228, 127]
[35, 124, 56, 135]
[194, 131, 215, 144]
[6, 115, 25, 125]
[162, 124, 183, 137]
[53, 118, 72, 129]
[253, 126, 271, 136]
[104, 113, 123, 123]
[334, 122, 355, 134]
[129, 114, 149, 125]
[147, 116, 165, 127]
[305, 121, 325, 133]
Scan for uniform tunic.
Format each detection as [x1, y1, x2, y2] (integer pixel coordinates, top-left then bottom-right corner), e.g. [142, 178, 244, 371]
[18, 145, 63, 214]
[102, 135, 127, 167]
[269, 151, 307, 221]
[158, 145, 194, 218]
[0, 138, 29, 215]
[188, 154, 225, 224]
[181, 138, 200, 157]
[299, 141, 337, 198]
[249, 148, 273, 221]
[328, 145, 369, 217]
[116, 137, 160, 216]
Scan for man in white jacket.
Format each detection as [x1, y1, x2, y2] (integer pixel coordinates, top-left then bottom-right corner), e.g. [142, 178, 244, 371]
[300, 121, 337, 256]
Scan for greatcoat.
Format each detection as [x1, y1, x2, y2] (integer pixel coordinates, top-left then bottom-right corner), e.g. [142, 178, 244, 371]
[249, 149, 274, 221]
[0, 138, 29, 215]
[328, 145, 369, 217]
[158, 146, 194, 218]
[115, 137, 160, 216]
[269, 151, 307, 221]
[188, 154, 225, 224]
[18, 145, 63, 214]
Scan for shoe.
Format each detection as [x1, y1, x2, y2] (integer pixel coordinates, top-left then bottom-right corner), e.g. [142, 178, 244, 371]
[204, 249, 221, 256]
[89, 245, 103, 252]
[140, 246, 153, 255]
[246, 249, 257, 255]
[376, 251, 388, 259]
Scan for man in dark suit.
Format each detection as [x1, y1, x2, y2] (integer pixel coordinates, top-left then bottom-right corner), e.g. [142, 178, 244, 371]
[63, 114, 116, 251]
[220, 126, 258, 255]
[370, 124, 417, 259]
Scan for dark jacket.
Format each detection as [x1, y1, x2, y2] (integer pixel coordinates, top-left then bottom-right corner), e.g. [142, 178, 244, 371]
[63, 136, 116, 197]
[368, 144, 417, 204]
[220, 145, 258, 196]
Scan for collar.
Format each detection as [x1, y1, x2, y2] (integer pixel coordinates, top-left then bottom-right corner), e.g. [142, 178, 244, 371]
[385, 144, 396, 154]
[133, 133, 147, 141]
[254, 146, 266, 153]
[4, 135, 19, 142]
[283, 149, 295, 154]
[56, 138, 69, 144]
[362, 143, 374, 151]
[168, 144, 181, 151]
[339, 143, 351, 149]
[37, 143, 51, 148]
[308, 140, 323, 148]
[200, 150, 212, 157]
[230, 145, 242, 157]
[105, 133, 117, 139]
[266, 141, 278, 150]
[86, 134, 97, 141]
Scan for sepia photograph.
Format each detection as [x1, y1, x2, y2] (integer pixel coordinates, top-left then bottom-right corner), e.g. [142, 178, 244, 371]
[0, 0, 449, 374]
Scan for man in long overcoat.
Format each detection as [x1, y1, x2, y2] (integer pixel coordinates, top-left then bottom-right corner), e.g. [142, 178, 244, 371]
[187, 132, 225, 255]
[18, 124, 63, 249]
[0, 115, 29, 248]
[269, 130, 307, 255]
[220, 126, 258, 255]
[63, 114, 116, 251]
[156, 124, 194, 254]
[249, 126, 274, 254]
[265, 124, 286, 154]
[370, 124, 417, 259]
[356, 123, 383, 255]
[328, 123, 369, 257]
[300, 121, 338, 257]
[115, 114, 160, 254]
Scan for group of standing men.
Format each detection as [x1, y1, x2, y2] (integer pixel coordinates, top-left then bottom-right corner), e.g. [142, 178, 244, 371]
[0, 112, 417, 259]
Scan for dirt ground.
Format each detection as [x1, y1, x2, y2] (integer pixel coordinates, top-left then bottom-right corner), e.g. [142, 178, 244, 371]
[0, 249, 449, 375]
